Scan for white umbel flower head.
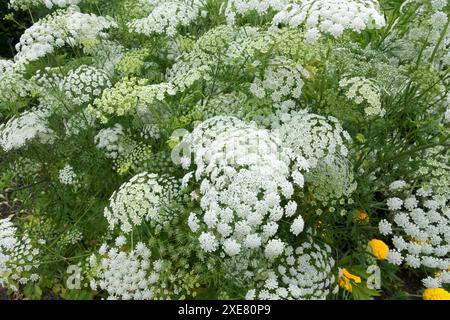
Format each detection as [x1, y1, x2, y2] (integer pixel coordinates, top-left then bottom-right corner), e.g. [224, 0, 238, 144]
[290, 216, 305, 236]
[104, 172, 180, 233]
[0, 218, 41, 291]
[0, 106, 54, 152]
[14, 7, 117, 66]
[180, 116, 307, 258]
[264, 239, 285, 259]
[58, 164, 77, 185]
[381, 185, 450, 280]
[273, 0, 386, 41]
[245, 236, 336, 300]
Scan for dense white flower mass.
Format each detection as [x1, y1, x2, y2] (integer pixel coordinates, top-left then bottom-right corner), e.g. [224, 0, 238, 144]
[0, 106, 54, 152]
[250, 56, 308, 103]
[9, 0, 80, 10]
[290, 216, 305, 236]
[85, 39, 125, 76]
[89, 241, 158, 300]
[245, 237, 336, 300]
[0, 59, 31, 104]
[60, 66, 111, 105]
[389, 180, 408, 191]
[264, 239, 285, 259]
[128, 0, 203, 37]
[104, 172, 180, 233]
[339, 77, 385, 117]
[423, 270, 450, 289]
[378, 219, 393, 235]
[275, 110, 356, 202]
[0, 0, 449, 301]
[380, 186, 450, 273]
[94, 124, 127, 159]
[181, 116, 307, 257]
[199, 232, 220, 253]
[225, 0, 287, 25]
[64, 110, 96, 136]
[414, 147, 450, 199]
[386, 197, 403, 210]
[272, 0, 386, 41]
[34, 65, 112, 107]
[58, 164, 77, 185]
[14, 6, 117, 65]
[0, 218, 41, 291]
[275, 110, 350, 168]
[89, 240, 199, 300]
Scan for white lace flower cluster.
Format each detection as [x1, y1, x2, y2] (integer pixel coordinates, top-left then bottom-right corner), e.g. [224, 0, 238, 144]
[58, 164, 77, 185]
[94, 124, 128, 159]
[34, 65, 111, 107]
[0, 59, 15, 74]
[250, 56, 308, 103]
[168, 25, 288, 94]
[61, 228, 83, 245]
[104, 172, 180, 233]
[14, 7, 117, 65]
[0, 106, 54, 152]
[276, 109, 356, 202]
[339, 77, 385, 117]
[128, 0, 203, 37]
[140, 123, 161, 140]
[89, 239, 199, 300]
[225, 26, 275, 62]
[181, 116, 308, 258]
[166, 59, 212, 93]
[94, 124, 156, 173]
[272, 0, 386, 42]
[245, 236, 337, 300]
[64, 110, 96, 136]
[275, 109, 350, 168]
[165, 26, 236, 92]
[430, 0, 448, 11]
[60, 66, 111, 106]
[388, 180, 408, 192]
[224, 0, 287, 25]
[422, 270, 450, 289]
[9, 0, 80, 10]
[89, 241, 158, 300]
[0, 59, 31, 104]
[415, 148, 450, 199]
[0, 218, 41, 291]
[379, 185, 450, 272]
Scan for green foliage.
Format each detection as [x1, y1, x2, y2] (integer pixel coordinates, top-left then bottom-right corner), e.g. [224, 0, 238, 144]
[0, 0, 449, 300]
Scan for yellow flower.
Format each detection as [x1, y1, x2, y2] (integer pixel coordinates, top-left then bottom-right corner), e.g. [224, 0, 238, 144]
[353, 209, 369, 224]
[369, 239, 389, 260]
[338, 268, 361, 293]
[423, 288, 450, 300]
